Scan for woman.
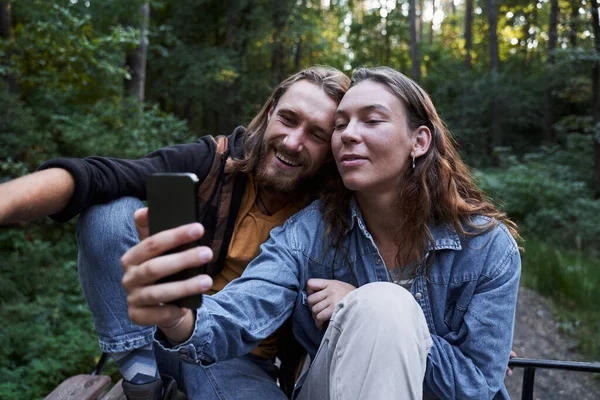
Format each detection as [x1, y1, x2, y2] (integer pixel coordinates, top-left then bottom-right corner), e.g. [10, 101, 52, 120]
[123, 67, 521, 399]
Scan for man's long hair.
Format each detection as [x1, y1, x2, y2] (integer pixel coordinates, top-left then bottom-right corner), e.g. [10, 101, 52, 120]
[229, 66, 350, 174]
[321, 66, 519, 268]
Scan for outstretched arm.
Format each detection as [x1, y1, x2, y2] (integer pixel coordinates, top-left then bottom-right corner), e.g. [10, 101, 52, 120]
[0, 168, 75, 225]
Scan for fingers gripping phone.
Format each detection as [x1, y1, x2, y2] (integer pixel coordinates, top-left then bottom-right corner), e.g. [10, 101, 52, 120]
[146, 173, 209, 309]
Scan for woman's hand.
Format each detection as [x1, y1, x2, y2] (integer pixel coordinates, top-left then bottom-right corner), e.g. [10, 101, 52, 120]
[306, 278, 356, 329]
[121, 208, 214, 343]
[506, 350, 517, 377]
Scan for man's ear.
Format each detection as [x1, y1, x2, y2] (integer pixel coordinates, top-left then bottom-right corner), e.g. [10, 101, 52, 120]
[413, 126, 432, 158]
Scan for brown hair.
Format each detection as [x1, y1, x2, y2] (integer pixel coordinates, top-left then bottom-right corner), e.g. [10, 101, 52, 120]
[229, 66, 350, 174]
[321, 66, 519, 268]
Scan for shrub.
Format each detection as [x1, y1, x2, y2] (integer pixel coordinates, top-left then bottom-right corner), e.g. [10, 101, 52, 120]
[475, 133, 600, 255]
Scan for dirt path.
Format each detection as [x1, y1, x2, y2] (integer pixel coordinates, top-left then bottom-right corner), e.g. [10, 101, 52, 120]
[504, 287, 600, 399]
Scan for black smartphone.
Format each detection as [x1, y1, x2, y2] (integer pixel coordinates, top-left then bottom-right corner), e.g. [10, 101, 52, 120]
[146, 173, 208, 309]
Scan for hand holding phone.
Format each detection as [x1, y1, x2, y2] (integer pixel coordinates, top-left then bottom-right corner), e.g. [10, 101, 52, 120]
[146, 173, 210, 309]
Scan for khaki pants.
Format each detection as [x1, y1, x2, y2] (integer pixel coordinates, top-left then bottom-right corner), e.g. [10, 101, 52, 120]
[297, 282, 433, 400]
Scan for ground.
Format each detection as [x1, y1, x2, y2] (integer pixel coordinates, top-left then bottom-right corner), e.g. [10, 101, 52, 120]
[504, 287, 600, 399]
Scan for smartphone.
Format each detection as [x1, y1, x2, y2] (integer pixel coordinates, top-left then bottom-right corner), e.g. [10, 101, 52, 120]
[146, 173, 208, 309]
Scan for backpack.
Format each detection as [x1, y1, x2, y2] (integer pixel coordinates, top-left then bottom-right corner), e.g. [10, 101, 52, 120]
[196, 135, 240, 277]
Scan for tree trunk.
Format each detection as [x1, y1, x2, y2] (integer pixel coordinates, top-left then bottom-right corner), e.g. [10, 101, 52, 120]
[591, 0, 600, 198]
[294, 0, 308, 71]
[124, 2, 149, 103]
[569, 1, 579, 47]
[464, 0, 473, 69]
[429, 0, 435, 45]
[384, 16, 391, 65]
[271, 1, 292, 87]
[488, 0, 501, 166]
[225, 0, 237, 48]
[419, 0, 424, 44]
[294, 39, 302, 71]
[461, 0, 473, 131]
[410, 0, 420, 83]
[542, 0, 558, 142]
[218, 0, 241, 135]
[0, 1, 18, 95]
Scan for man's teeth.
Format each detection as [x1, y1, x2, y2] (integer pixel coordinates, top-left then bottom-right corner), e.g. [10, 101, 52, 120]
[276, 152, 299, 166]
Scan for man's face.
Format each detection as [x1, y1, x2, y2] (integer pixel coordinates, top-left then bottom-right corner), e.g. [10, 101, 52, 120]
[256, 80, 338, 193]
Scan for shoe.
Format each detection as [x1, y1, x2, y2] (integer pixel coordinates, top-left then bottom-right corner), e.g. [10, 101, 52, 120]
[122, 374, 179, 400]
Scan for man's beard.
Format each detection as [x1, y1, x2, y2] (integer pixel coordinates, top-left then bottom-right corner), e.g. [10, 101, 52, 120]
[254, 142, 310, 194]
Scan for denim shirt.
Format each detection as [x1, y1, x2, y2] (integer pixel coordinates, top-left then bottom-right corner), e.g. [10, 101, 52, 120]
[158, 199, 521, 399]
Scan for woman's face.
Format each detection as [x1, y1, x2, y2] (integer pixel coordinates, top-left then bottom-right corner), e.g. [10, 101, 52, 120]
[332, 80, 416, 195]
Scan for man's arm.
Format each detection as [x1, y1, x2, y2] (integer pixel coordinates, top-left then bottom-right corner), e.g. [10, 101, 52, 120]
[0, 168, 75, 225]
[0, 138, 218, 225]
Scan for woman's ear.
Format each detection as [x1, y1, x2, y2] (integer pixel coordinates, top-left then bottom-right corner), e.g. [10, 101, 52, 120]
[413, 126, 432, 158]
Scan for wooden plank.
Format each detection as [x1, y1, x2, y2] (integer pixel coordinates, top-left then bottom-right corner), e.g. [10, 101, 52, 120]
[100, 379, 126, 400]
[45, 374, 111, 400]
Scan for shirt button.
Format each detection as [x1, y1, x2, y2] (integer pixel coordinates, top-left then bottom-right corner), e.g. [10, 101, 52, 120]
[375, 258, 382, 264]
[415, 292, 423, 300]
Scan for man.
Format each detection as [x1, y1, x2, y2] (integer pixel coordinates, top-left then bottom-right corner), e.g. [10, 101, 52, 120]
[0, 66, 350, 400]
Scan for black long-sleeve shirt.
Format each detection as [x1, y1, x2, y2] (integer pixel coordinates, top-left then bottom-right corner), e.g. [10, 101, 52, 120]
[38, 126, 246, 223]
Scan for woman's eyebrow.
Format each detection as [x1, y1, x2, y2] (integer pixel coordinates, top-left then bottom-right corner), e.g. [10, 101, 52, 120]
[335, 104, 391, 117]
[361, 104, 392, 114]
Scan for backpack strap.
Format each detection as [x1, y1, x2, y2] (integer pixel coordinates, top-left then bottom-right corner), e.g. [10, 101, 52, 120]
[196, 135, 235, 277]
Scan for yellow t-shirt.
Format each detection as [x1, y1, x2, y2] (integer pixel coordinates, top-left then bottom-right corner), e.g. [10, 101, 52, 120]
[207, 175, 303, 360]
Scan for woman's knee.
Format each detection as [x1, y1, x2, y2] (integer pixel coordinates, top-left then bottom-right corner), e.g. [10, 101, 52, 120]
[333, 282, 423, 329]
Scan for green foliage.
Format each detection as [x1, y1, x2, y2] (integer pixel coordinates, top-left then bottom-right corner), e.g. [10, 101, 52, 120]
[0, 91, 56, 171]
[8, 2, 138, 100]
[0, 220, 101, 399]
[50, 99, 193, 159]
[520, 238, 600, 359]
[476, 131, 600, 254]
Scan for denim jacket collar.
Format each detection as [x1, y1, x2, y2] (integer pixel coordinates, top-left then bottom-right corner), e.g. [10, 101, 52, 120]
[347, 196, 462, 252]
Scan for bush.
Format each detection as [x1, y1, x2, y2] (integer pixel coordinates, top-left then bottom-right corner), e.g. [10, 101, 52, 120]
[0, 91, 56, 172]
[0, 220, 104, 399]
[476, 133, 600, 255]
[50, 99, 194, 159]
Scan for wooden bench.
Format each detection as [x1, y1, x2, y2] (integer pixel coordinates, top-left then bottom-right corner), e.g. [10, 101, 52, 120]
[44, 375, 126, 400]
[44, 353, 148, 400]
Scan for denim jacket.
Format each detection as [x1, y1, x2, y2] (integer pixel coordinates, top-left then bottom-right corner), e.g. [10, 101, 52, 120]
[158, 199, 521, 399]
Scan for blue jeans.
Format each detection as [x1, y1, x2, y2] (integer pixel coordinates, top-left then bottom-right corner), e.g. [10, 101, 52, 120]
[77, 197, 287, 399]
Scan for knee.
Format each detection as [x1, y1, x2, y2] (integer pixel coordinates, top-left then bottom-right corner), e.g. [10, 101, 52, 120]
[334, 282, 422, 329]
[77, 197, 144, 256]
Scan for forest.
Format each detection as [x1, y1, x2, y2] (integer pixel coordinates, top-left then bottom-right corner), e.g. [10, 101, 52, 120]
[0, 0, 599, 397]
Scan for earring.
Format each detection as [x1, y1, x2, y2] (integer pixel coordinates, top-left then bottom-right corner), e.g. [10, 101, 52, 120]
[412, 153, 416, 169]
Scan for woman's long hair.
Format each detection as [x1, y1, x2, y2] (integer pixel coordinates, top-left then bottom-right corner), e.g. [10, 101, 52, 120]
[321, 66, 519, 268]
